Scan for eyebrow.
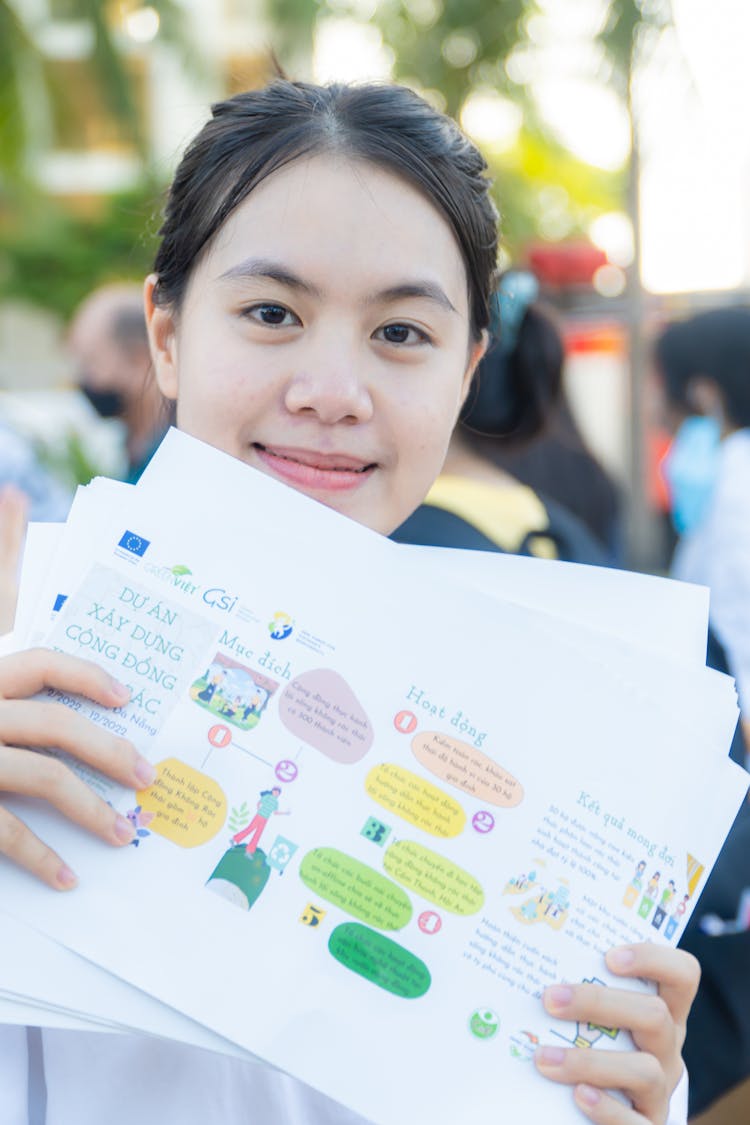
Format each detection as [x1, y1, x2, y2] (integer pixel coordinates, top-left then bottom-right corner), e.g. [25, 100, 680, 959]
[218, 257, 457, 314]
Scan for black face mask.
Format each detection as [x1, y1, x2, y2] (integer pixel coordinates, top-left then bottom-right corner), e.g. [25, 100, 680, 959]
[81, 384, 126, 419]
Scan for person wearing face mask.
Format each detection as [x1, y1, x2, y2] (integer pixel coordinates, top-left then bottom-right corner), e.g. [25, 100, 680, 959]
[68, 283, 168, 483]
[655, 306, 750, 748]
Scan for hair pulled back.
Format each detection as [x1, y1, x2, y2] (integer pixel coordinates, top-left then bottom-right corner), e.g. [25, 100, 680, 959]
[654, 306, 750, 428]
[460, 301, 563, 444]
[153, 80, 498, 340]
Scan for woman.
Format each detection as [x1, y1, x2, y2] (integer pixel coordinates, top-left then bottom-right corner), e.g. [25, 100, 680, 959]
[0, 79, 696, 1124]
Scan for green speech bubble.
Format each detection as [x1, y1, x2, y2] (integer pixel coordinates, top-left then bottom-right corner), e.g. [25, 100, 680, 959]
[329, 922, 431, 998]
[300, 847, 412, 930]
[384, 839, 484, 915]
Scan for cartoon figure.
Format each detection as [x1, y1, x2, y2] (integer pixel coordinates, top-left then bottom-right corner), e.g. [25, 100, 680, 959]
[665, 894, 690, 940]
[623, 860, 646, 908]
[126, 806, 155, 847]
[197, 668, 225, 703]
[638, 871, 660, 919]
[231, 787, 290, 854]
[652, 879, 677, 931]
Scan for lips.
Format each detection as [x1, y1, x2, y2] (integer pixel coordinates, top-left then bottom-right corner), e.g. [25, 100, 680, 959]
[252, 443, 377, 492]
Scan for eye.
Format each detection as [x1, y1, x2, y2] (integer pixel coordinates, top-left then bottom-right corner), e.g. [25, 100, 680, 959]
[374, 322, 432, 347]
[241, 303, 300, 328]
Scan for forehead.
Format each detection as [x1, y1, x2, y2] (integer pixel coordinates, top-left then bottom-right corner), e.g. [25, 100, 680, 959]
[196, 154, 469, 304]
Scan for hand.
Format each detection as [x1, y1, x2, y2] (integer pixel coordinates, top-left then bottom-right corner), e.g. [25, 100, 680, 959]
[0, 648, 157, 890]
[535, 942, 700, 1123]
[0, 485, 28, 635]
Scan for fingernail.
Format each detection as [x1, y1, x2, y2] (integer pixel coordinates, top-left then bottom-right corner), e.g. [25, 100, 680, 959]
[114, 814, 136, 843]
[608, 946, 636, 970]
[135, 757, 157, 787]
[577, 1084, 602, 1107]
[536, 1046, 566, 1067]
[56, 864, 78, 889]
[544, 984, 574, 1010]
[110, 679, 131, 702]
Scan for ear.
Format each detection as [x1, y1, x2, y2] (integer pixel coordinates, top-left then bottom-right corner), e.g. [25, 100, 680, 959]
[144, 274, 179, 401]
[459, 330, 490, 412]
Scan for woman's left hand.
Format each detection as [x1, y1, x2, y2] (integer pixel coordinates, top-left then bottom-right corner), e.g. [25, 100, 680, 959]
[534, 942, 700, 1123]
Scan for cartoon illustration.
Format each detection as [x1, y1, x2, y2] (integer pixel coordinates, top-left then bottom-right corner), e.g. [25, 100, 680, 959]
[126, 805, 155, 846]
[206, 793, 294, 910]
[652, 879, 677, 930]
[665, 894, 690, 940]
[504, 866, 570, 931]
[638, 871, 660, 919]
[190, 653, 278, 732]
[622, 859, 646, 908]
[551, 978, 620, 1048]
[231, 787, 290, 855]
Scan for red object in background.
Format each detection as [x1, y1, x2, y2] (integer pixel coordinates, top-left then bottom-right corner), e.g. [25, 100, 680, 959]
[649, 428, 673, 513]
[527, 240, 608, 287]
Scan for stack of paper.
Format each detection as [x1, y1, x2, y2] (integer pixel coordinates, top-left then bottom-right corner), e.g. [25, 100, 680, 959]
[0, 429, 747, 1124]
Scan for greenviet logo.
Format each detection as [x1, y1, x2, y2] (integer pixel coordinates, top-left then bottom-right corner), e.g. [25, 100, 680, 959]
[171, 564, 192, 576]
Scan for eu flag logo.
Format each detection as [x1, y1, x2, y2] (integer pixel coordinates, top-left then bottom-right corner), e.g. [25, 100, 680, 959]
[118, 531, 150, 557]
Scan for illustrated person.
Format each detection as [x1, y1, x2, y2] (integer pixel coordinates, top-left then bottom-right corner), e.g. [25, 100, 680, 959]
[0, 78, 698, 1125]
[623, 859, 647, 908]
[231, 787, 287, 854]
[196, 666, 225, 703]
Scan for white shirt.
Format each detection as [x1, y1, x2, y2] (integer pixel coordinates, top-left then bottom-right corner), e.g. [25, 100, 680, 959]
[0, 1025, 688, 1125]
[671, 429, 750, 714]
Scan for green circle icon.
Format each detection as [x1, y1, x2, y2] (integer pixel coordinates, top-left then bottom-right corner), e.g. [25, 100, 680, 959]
[469, 1008, 499, 1039]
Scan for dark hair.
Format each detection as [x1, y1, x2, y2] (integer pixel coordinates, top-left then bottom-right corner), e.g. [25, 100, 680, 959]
[460, 302, 563, 443]
[654, 306, 750, 428]
[152, 80, 498, 340]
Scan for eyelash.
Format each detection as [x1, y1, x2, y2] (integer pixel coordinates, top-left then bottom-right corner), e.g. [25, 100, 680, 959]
[239, 303, 432, 347]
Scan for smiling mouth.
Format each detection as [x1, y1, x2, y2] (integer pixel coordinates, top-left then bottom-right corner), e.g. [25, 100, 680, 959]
[252, 443, 377, 491]
[253, 444, 375, 472]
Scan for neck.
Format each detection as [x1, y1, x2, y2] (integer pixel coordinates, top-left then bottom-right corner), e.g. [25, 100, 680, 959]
[441, 431, 519, 488]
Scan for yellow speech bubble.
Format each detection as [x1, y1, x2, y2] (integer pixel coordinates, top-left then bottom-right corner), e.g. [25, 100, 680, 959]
[365, 763, 466, 838]
[136, 757, 226, 847]
[411, 732, 523, 808]
[384, 839, 484, 915]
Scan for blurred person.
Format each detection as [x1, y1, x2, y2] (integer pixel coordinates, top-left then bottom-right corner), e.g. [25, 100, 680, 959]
[654, 305, 750, 745]
[393, 271, 613, 564]
[68, 282, 167, 482]
[653, 307, 750, 1118]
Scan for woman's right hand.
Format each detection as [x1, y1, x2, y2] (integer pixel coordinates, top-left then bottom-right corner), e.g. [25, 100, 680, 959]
[0, 648, 157, 889]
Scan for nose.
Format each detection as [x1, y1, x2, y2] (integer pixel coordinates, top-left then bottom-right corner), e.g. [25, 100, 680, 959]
[284, 333, 374, 425]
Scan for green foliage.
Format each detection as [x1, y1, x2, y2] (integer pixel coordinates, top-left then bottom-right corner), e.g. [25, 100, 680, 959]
[229, 802, 251, 832]
[0, 182, 164, 318]
[371, 0, 532, 116]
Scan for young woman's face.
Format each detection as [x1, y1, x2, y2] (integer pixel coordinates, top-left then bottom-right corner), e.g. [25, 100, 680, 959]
[146, 154, 486, 534]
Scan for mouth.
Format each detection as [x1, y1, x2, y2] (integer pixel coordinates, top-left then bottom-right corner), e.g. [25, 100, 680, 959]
[252, 443, 377, 492]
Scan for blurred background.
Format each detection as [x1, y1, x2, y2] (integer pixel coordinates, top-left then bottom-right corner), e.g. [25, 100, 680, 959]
[1, 0, 749, 569]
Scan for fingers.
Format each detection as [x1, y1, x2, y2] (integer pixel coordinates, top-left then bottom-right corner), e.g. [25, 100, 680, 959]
[572, 1084, 651, 1125]
[0, 648, 131, 709]
[535, 1044, 666, 1123]
[0, 804, 79, 891]
[543, 980, 674, 1064]
[605, 944, 700, 1030]
[0, 746, 138, 853]
[0, 699, 156, 790]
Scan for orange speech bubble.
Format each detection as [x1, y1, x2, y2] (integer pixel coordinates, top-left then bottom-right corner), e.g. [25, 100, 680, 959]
[411, 732, 523, 808]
